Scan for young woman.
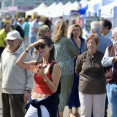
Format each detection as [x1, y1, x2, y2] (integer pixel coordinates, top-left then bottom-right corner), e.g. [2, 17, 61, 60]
[16, 36, 61, 117]
[67, 24, 86, 117]
[52, 21, 80, 117]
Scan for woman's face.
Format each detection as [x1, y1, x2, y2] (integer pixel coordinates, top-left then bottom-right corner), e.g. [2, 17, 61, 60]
[72, 26, 81, 37]
[37, 39, 52, 57]
[87, 38, 97, 53]
[43, 29, 51, 37]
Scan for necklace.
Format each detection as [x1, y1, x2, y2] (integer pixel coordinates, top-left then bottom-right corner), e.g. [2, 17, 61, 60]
[42, 64, 48, 69]
[38, 63, 48, 69]
[40, 62, 49, 69]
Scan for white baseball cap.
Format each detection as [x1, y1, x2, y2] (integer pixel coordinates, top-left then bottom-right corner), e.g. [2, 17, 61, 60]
[5, 30, 22, 40]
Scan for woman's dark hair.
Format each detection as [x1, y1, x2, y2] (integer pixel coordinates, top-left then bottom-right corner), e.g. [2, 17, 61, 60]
[37, 36, 55, 63]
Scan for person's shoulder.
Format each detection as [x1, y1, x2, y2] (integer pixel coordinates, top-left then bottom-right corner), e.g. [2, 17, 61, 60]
[63, 37, 73, 43]
[0, 29, 5, 34]
[59, 37, 69, 43]
[99, 34, 112, 44]
[1, 48, 8, 57]
[23, 22, 26, 26]
[79, 51, 87, 59]
[96, 50, 104, 56]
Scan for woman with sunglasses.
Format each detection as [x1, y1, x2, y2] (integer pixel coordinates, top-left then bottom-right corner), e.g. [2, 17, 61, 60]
[16, 36, 61, 117]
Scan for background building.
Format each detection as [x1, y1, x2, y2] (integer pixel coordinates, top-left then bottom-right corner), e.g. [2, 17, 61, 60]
[1, 0, 81, 10]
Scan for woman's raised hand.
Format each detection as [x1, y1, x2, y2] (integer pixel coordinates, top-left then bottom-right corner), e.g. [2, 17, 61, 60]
[33, 65, 46, 77]
[29, 40, 40, 49]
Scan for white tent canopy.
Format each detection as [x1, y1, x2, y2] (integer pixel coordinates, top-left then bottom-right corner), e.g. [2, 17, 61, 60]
[87, 0, 102, 13]
[26, 1, 83, 18]
[101, 1, 117, 18]
[63, 1, 79, 16]
[38, 2, 57, 16]
[26, 3, 47, 15]
[43, 1, 79, 17]
[46, 2, 64, 18]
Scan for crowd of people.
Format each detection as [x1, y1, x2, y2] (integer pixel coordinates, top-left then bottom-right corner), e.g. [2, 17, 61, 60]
[0, 15, 117, 117]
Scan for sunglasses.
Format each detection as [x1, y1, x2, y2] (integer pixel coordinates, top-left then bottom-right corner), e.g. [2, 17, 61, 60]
[35, 43, 46, 50]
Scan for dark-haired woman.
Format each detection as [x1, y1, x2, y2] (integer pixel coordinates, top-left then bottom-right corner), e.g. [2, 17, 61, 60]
[16, 36, 61, 117]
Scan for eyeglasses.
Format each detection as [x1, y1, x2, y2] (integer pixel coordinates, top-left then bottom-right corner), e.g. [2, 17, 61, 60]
[46, 30, 50, 32]
[35, 43, 46, 50]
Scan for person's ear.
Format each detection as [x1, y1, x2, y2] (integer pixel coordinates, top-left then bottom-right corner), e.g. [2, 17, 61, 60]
[50, 45, 53, 50]
[91, 29, 93, 33]
[19, 40, 22, 45]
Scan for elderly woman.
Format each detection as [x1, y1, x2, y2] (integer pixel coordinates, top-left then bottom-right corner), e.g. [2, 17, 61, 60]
[33, 25, 51, 60]
[75, 34, 106, 117]
[101, 27, 117, 117]
[37, 25, 51, 38]
[67, 24, 86, 117]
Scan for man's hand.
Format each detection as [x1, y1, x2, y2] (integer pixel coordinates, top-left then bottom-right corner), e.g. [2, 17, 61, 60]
[113, 56, 117, 63]
[24, 91, 31, 102]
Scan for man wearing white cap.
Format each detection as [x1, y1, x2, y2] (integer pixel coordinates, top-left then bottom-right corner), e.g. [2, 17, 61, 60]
[1, 30, 34, 117]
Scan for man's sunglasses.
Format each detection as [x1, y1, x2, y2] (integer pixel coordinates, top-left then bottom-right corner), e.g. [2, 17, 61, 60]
[35, 43, 46, 50]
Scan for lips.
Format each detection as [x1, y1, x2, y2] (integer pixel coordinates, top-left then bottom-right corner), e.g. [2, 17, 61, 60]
[39, 51, 44, 54]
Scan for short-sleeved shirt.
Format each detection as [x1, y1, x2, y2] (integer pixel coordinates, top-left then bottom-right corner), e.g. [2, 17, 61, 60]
[22, 22, 30, 36]
[29, 20, 39, 37]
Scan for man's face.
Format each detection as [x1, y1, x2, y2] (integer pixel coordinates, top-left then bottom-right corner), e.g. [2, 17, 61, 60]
[113, 32, 117, 44]
[6, 39, 21, 52]
[5, 23, 11, 33]
[36, 17, 40, 22]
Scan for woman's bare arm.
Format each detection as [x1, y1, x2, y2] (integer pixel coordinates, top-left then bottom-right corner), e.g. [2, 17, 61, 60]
[35, 63, 61, 93]
[16, 41, 39, 69]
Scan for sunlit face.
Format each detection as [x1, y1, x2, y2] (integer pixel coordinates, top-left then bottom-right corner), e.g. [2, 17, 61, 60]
[5, 23, 11, 33]
[6, 39, 21, 52]
[37, 39, 52, 57]
[113, 32, 117, 44]
[87, 38, 97, 52]
[43, 30, 51, 37]
[72, 26, 81, 37]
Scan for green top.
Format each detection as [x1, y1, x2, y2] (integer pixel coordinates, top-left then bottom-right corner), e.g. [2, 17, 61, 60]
[54, 37, 80, 75]
[0, 28, 13, 48]
[54, 37, 80, 111]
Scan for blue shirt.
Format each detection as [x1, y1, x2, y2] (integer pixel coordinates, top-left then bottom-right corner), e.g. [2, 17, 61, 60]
[29, 20, 39, 37]
[22, 22, 30, 36]
[97, 33, 112, 54]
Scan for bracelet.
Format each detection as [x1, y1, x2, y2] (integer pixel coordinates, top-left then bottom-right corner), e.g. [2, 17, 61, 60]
[25, 90, 31, 93]
[25, 50, 29, 53]
[44, 78, 48, 82]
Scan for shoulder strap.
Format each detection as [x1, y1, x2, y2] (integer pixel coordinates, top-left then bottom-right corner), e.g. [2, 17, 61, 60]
[35, 61, 39, 65]
[49, 61, 57, 75]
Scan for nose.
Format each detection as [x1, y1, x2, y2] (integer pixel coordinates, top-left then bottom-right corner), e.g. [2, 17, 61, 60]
[7, 40, 14, 44]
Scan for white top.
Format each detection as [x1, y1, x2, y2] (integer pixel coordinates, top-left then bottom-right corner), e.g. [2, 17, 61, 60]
[1, 46, 34, 94]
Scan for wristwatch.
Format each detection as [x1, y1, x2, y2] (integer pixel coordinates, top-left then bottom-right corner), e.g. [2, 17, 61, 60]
[25, 90, 31, 93]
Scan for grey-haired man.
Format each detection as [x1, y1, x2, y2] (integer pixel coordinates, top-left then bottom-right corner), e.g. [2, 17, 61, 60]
[1, 30, 34, 117]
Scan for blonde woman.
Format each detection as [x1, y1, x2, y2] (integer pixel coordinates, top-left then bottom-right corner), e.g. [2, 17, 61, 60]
[52, 21, 80, 117]
[33, 25, 51, 61]
[67, 24, 86, 117]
